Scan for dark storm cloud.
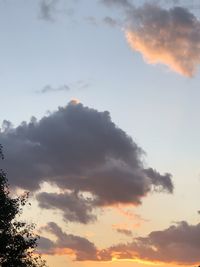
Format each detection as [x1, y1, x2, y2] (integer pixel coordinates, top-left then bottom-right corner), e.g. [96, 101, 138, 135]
[38, 222, 98, 260]
[126, 3, 200, 77]
[97, 221, 200, 265]
[0, 101, 173, 223]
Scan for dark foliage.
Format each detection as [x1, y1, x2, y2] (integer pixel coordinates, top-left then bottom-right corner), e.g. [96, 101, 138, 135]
[0, 145, 47, 267]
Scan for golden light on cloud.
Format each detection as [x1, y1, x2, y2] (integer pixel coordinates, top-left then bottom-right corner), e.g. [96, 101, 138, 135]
[111, 255, 161, 266]
[126, 31, 192, 77]
[70, 98, 80, 105]
[54, 248, 76, 257]
[125, 4, 200, 77]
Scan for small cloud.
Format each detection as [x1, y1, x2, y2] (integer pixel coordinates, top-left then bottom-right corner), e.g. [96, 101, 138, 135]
[116, 228, 133, 236]
[37, 81, 90, 94]
[85, 16, 98, 26]
[112, 224, 133, 236]
[38, 84, 70, 94]
[39, 0, 59, 22]
[100, 0, 133, 9]
[76, 80, 90, 90]
[103, 16, 119, 27]
[38, 0, 76, 22]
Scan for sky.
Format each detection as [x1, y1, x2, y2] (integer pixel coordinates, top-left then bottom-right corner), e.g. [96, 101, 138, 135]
[0, 0, 200, 266]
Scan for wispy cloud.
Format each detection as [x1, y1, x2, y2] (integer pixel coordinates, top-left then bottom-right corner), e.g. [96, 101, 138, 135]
[112, 224, 133, 236]
[37, 81, 90, 94]
[100, 0, 133, 9]
[38, 0, 75, 22]
[39, 0, 59, 22]
[39, 84, 70, 93]
[103, 16, 119, 27]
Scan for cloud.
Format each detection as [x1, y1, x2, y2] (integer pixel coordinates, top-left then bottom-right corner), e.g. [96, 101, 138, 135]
[38, 222, 98, 260]
[0, 101, 173, 223]
[126, 3, 200, 77]
[37, 81, 90, 94]
[85, 16, 98, 26]
[116, 228, 132, 236]
[112, 224, 133, 236]
[103, 16, 119, 27]
[98, 221, 200, 265]
[39, 84, 70, 94]
[100, 0, 133, 9]
[36, 191, 96, 224]
[38, 0, 76, 22]
[39, 221, 200, 265]
[39, 0, 59, 22]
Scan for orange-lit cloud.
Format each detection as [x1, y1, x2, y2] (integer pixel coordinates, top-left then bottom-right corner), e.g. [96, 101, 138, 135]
[126, 4, 200, 77]
[97, 221, 200, 265]
[38, 222, 98, 261]
[39, 221, 200, 265]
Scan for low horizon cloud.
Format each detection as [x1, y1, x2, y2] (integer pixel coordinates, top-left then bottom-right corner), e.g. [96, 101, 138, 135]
[39, 220, 200, 265]
[97, 221, 200, 265]
[0, 101, 173, 224]
[38, 222, 98, 260]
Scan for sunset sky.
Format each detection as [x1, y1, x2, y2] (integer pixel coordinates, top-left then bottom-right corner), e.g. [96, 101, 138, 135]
[1, 0, 200, 266]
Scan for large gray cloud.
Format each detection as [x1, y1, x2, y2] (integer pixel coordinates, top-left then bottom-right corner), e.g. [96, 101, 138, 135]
[38, 222, 98, 260]
[97, 221, 200, 265]
[0, 101, 173, 223]
[125, 3, 200, 77]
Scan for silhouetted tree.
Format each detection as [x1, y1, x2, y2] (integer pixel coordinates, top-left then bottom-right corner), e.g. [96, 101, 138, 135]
[0, 145, 47, 267]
